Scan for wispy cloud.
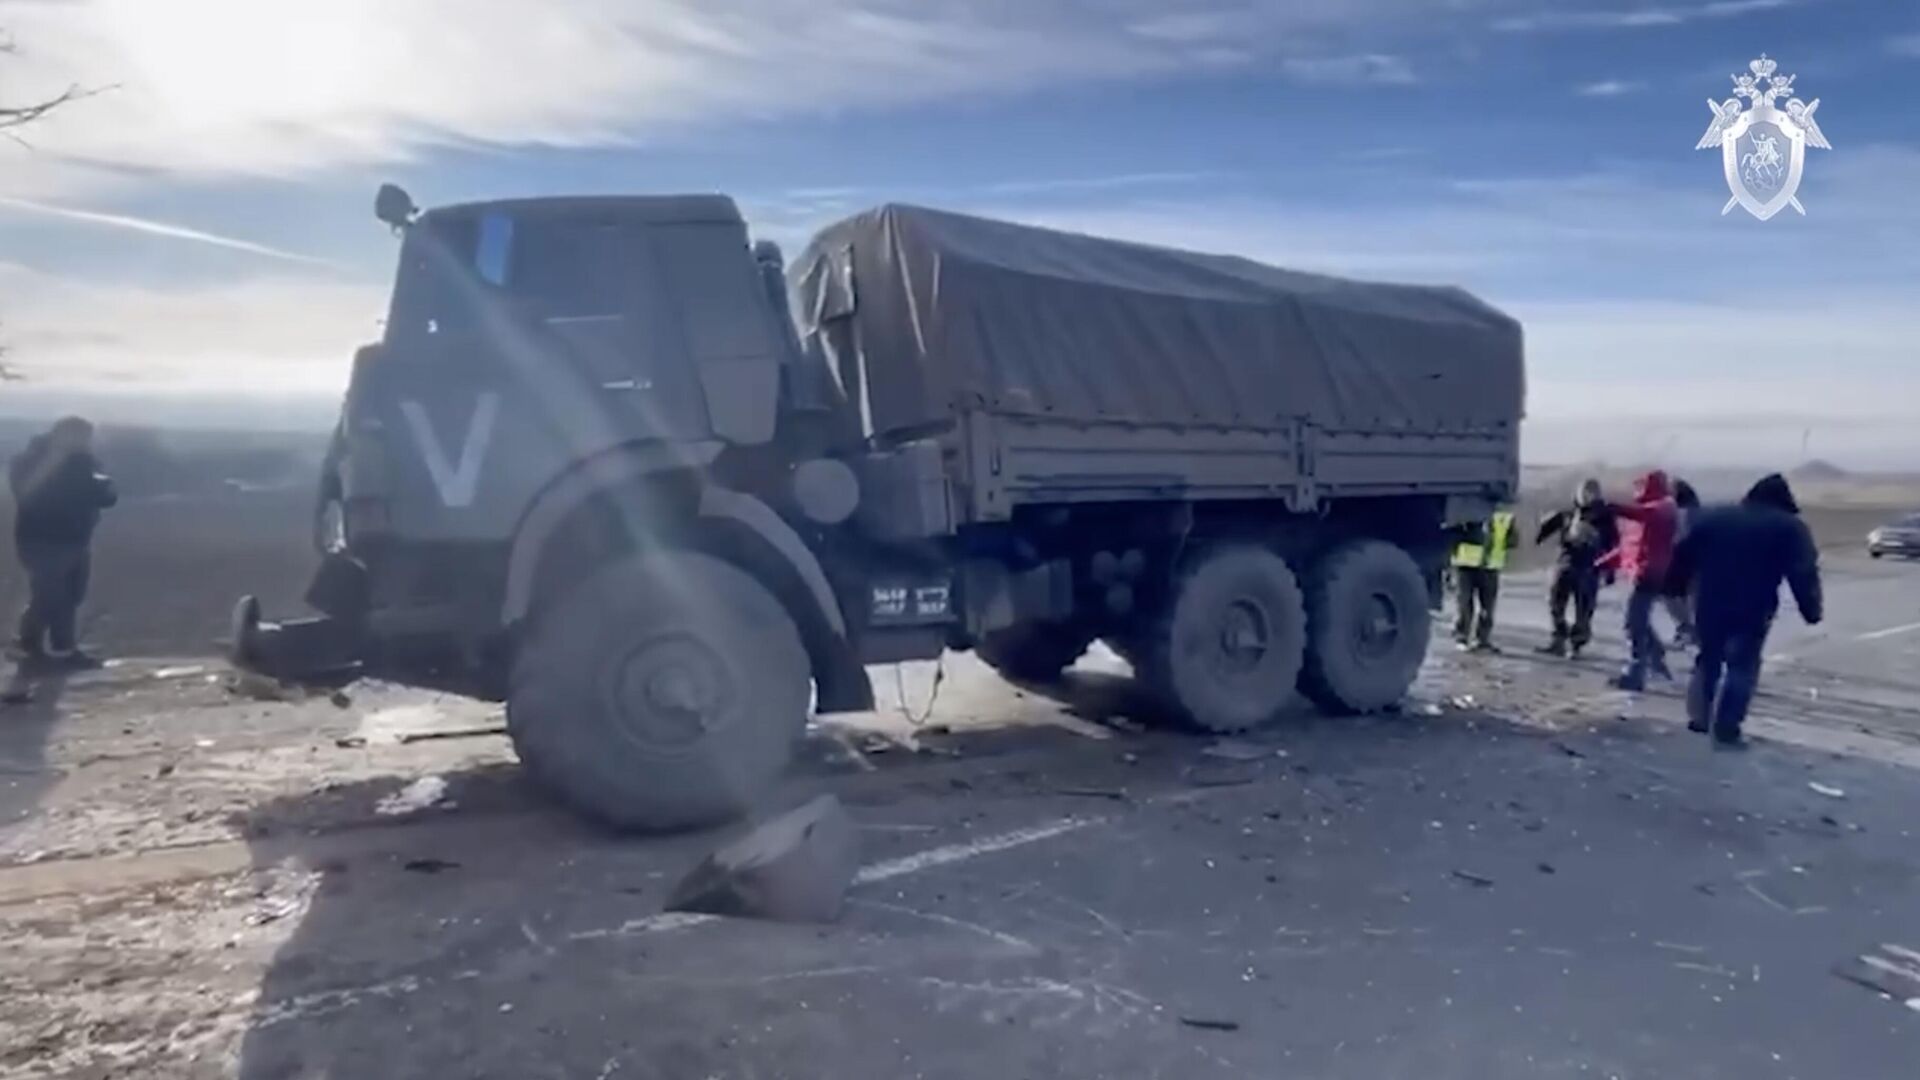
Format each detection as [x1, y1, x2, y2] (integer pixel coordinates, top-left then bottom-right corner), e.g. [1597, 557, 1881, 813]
[1282, 53, 1418, 86]
[1, 0, 1461, 193]
[978, 171, 1230, 196]
[1889, 34, 1920, 57]
[1576, 79, 1649, 97]
[0, 196, 338, 267]
[1493, 0, 1793, 33]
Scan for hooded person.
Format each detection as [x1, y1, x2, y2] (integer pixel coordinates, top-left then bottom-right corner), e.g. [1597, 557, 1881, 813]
[8, 416, 117, 668]
[1534, 478, 1619, 657]
[1598, 469, 1679, 690]
[1667, 473, 1822, 748]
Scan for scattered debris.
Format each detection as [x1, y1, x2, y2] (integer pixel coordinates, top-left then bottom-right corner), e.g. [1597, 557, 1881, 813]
[1186, 766, 1258, 788]
[1104, 716, 1147, 735]
[1654, 941, 1706, 955]
[1202, 739, 1273, 763]
[403, 858, 462, 874]
[1451, 869, 1495, 888]
[1808, 782, 1846, 799]
[1057, 787, 1130, 801]
[1178, 1017, 1241, 1032]
[667, 795, 859, 924]
[154, 762, 176, 779]
[228, 671, 296, 702]
[153, 665, 208, 680]
[246, 896, 302, 927]
[377, 775, 452, 816]
[401, 724, 507, 746]
[1412, 702, 1445, 717]
[1833, 945, 1920, 1002]
[1673, 961, 1739, 980]
[329, 690, 353, 709]
[1536, 862, 1556, 875]
[1449, 695, 1478, 710]
[1551, 741, 1586, 759]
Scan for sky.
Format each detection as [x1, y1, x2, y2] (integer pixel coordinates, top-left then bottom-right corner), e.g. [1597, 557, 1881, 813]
[1, 0, 1917, 467]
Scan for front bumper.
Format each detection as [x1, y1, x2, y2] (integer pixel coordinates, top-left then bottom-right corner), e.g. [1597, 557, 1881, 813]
[230, 596, 365, 686]
[229, 552, 371, 686]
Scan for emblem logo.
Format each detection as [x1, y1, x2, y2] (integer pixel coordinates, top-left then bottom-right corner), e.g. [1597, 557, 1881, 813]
[1695, 55, 1830, 220]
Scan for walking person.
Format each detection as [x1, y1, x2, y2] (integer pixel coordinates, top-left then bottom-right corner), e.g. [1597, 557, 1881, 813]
[1450, 506, 1517, 653]
[1668, 473, 1821, 749]
[1663, 479, 1702, 649]
[8, 416, 117, 669]
[1599, 470, 1679, 691]
[1534, 478, 1618, 658]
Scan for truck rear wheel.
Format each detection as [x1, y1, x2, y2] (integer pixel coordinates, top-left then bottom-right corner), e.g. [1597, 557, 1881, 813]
[507, 552, 810, 832]
[1299, 540, 1431, 714]
[976, 622, 1094, 683]
[1144, 545, 1306, 732]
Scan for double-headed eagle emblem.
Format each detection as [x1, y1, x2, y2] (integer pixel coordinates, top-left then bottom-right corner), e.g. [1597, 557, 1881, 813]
[1696, 55, 1830, 220]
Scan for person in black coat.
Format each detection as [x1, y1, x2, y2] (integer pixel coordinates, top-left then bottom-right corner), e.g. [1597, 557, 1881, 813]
[1534, 477, 1618, 657]
[1662, 479, 1702, 649]
[8, 417, 117, 667]
[1668, 473, 1822, 748]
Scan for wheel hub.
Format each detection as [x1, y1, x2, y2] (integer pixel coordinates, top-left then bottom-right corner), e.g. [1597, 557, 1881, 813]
[1216, 599, 1271, 673]
[1354, 590, 1401, 660]
[610, 635, 733, 750]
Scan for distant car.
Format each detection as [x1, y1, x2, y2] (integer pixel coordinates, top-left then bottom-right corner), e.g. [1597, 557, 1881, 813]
[1867, 513, 1920, 559]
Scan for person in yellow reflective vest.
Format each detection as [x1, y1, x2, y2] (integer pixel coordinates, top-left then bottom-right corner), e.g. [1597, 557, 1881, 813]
[1450, 508, 1518, 652]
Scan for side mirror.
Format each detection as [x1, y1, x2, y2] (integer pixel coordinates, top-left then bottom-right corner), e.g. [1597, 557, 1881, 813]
[374, 183, 419, 231]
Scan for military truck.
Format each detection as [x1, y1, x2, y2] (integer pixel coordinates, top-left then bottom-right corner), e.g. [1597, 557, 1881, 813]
[234, 188, 1524, 831]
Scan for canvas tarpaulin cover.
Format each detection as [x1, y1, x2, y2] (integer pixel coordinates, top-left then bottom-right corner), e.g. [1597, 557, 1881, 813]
[791, 204, 1524, 442]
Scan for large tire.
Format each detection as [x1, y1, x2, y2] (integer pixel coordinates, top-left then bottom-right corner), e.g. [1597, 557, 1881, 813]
[507, 552, 810, 832]
[976, 622, 1095, 683]
[1299, 539, 1432, 714]
[1142, 545, 1306, 732]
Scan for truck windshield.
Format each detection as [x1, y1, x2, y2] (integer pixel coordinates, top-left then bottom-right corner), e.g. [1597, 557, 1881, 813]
[384, 210, 628, 345]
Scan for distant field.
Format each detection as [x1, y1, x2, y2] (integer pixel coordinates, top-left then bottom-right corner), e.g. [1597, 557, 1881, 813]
[0, 490, 315, 658]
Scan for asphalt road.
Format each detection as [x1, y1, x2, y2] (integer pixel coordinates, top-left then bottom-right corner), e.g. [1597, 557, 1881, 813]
[2, 554, 1918, 1079]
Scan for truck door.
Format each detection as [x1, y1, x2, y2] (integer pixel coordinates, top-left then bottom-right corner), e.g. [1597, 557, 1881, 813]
[355, 208, 712, 546]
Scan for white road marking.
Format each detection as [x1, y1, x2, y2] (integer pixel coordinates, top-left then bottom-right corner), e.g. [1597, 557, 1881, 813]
[854, 816, 1101, 885]
[564, 814, 1104, 944]
[1856, 620, 1920, 643]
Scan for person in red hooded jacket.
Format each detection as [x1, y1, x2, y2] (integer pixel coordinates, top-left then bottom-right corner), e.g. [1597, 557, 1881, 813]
[1597, 469, 1679, 691]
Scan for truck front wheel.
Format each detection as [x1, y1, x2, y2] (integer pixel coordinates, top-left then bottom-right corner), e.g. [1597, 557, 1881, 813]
[1299, 540, 1431, 713]
[507, 552, 810, 832]
[1144, 545, 1306, 732]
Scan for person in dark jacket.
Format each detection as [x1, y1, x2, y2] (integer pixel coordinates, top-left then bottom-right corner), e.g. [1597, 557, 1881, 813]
[1599, 469, 1679, 691]
[8, 417, 117, 667]
[1668, 473, 1822, 748]
[1663, 479, 1702, 649]
[1534, 478, 1618, 658]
